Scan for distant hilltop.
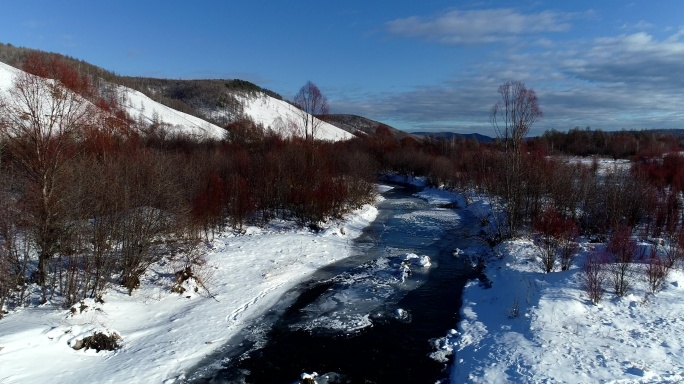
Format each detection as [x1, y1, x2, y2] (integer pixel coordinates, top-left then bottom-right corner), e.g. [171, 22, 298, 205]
[411, 131, 495, 142]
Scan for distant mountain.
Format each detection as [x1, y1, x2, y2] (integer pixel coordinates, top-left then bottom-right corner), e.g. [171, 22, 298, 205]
[0, 42, 354, 142]
[325, 114, 413, 139]
[634, 129, 684, 138]
[411, 131, 495, 143]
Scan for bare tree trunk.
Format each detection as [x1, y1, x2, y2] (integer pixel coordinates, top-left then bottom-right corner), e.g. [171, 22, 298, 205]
[490, 81, 542, 236]
[0, 58, 98, 299]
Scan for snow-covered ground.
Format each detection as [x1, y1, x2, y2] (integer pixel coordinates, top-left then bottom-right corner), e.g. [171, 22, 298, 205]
[452, 237, 684, 383]
[560, 155, 632, 175]
[0, 203, 378, 383]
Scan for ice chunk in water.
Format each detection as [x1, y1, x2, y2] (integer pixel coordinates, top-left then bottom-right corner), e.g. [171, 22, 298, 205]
[400, 253, 431, 282]
[394, 308, 411, 323]
[402, 253, 431, 267]
[291, 253, 432, 334]
[428, 329, 459, 363]
[299, 371, 346, 384]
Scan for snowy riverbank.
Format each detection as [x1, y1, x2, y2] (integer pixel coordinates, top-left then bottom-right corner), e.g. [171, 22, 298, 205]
[0, 202, 378, 383]
[452, 237, 684, 383]
[397, 178, 684, 383]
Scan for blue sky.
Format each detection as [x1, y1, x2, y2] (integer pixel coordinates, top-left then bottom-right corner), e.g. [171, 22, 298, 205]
[3, 0, 684, 135]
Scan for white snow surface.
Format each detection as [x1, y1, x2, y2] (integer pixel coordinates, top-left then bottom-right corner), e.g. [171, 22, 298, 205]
[0, 62, 20, 91]
[452, 233, 684, 383]
[238, 94, 355, 141]
[117, 85, 227, 139]
[0, 203, 378, 383]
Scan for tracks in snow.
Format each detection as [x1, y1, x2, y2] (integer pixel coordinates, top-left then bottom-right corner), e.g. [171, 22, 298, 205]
[227, 283, 284, 323]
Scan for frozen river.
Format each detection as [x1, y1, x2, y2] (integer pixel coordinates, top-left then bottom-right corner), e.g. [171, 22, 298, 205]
[187, 184, 483, 383]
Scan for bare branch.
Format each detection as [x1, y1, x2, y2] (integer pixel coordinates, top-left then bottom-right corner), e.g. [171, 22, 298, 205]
[293, 81, 329, 143]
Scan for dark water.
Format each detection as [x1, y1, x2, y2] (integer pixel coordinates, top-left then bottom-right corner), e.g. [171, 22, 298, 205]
[186, 185, 482, 384]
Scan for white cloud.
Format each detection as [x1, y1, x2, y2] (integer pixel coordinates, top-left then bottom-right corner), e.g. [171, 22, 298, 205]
[620, 20, 655, 30]
[385, 8, 573, 45]
[565, 31, 684, 86]
[535, 38, 555, 47]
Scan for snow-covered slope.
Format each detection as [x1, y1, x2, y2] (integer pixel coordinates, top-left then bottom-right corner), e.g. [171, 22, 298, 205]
[0, 62, 354, 142]
[0, 61, 20, 92]
[452, 238, 684, 384]
[117, 85, 226, 139]
[0, 61, 226, 140]
[0, 62, 225, 139]
[239, 94, 356, 141]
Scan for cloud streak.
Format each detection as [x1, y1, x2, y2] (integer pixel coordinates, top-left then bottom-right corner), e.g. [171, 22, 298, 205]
[563, 32, 684, 89]
[385, 8, 573, 45]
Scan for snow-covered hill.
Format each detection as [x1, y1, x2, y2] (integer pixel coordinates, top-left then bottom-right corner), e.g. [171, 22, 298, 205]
[116, 84, 227, 139]
[0, 61, 19, 92]
[0, 61, 225, 139]
[0, 62, 354, 142]
[238, 94, 356, 141]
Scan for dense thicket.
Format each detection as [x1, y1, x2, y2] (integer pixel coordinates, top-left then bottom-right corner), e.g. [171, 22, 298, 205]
[537, 127, 683, 159]
[0, 56, 376, 314]
[0, 128, 377, 311]
[366, 124, 683, 240]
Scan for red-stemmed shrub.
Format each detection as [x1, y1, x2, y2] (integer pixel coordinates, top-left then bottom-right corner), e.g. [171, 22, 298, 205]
[582, 251, 607, 304]
[533, 208, 579, 273]
[644, 247, 669, 293]
[606, 225, 637, 297]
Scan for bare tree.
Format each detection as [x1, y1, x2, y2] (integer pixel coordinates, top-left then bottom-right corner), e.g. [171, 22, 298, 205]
[532, 207, 578, 273]
[607, 225, 637, 297]
[582, 251, 607, 304]
[0, 167, 29, 315]
[293, 81, 329, 144]
[644, 246, 668, 293]
[660, 229, 684, 269]
[0, 65, 97, 293]
[490, 81, 542, 235]
[111, 151, 185, 294]
[491, 81, 542, 153]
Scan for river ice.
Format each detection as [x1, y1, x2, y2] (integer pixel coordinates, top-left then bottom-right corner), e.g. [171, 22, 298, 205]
[290, 252, 433, 334]
[287, 195, 460, 335]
